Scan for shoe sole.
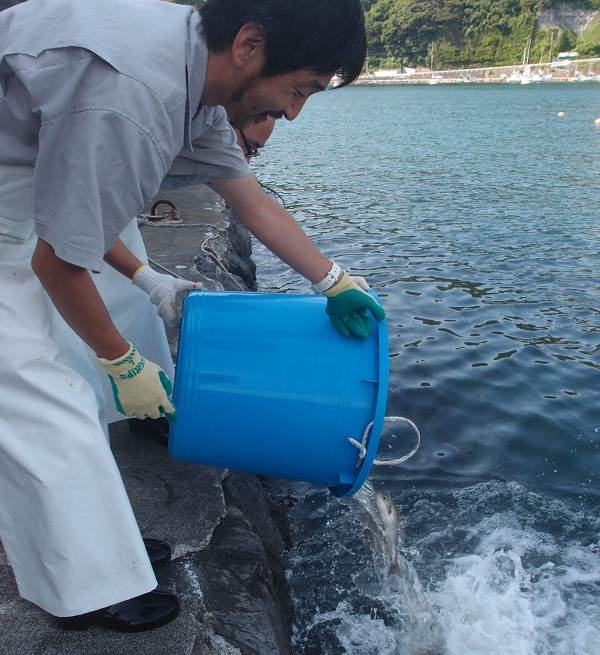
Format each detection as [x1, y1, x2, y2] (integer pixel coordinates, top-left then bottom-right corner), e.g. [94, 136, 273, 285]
[58, 600, 180, 633]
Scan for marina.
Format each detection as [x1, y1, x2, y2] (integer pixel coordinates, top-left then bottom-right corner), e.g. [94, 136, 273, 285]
[355, 56, 600, 85]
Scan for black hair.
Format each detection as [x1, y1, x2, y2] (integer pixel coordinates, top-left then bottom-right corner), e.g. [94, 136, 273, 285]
[200, 0, 366, 87]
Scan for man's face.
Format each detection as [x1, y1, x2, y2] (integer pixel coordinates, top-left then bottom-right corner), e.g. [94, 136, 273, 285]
[236, 117, 276, 162]
[226, 69, 333, 128]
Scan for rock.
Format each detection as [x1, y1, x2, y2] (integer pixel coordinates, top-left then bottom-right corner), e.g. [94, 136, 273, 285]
[140, 184, 256, 293]
[537, 5, 597, 36]
[0, 0, 23, 9]
[185, 473, 294, 655]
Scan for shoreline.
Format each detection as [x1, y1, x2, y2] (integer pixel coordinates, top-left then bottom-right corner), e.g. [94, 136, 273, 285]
[355, 57, 600, 85]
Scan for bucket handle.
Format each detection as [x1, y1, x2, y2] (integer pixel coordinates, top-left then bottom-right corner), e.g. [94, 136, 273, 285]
[347, 416, 421, 469]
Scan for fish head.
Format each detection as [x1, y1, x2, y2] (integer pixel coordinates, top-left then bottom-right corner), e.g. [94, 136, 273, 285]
[375, 492, 398, 528]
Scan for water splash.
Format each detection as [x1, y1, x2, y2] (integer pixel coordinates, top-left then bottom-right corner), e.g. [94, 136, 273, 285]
[288, 480, 600, 655]
[289, 482, 445, 654]
[423, 485, 600, 655]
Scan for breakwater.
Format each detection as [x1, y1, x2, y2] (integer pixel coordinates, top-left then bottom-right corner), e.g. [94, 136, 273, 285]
[356, 57, 600, 84]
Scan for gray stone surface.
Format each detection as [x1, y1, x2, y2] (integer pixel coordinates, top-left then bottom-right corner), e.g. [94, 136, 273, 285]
[0, 183, 293, 654]
[140, 184, 257, 359]
[139, 184, 256, 293]
[537, 4, 597, 36]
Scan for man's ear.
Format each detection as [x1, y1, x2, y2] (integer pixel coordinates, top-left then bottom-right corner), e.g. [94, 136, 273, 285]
[231, 23, 266, 70]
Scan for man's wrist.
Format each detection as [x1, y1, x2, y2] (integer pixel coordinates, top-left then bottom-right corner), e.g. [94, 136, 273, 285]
[313, 260, 343, 293]
[132, 264, 163, 295]
[131, 262, 146, 283]
[96, 338, 131, 362]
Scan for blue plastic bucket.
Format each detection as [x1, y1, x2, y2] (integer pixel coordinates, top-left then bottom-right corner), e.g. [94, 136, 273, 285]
[169, 291, 388, 497]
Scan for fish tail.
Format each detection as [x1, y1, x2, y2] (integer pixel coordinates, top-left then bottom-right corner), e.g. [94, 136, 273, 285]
[388, 560, 401, 577]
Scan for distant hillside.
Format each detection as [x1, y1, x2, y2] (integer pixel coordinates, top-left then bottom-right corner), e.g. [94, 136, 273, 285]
[363, 0, 600, 69]
[2, 0, 598, 71]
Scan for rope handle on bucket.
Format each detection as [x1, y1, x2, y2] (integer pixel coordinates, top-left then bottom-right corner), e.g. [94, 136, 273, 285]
[347, 416, 421, 468]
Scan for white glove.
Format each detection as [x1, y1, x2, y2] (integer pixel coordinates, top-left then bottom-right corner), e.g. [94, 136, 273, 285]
[133, 264, 201, 326]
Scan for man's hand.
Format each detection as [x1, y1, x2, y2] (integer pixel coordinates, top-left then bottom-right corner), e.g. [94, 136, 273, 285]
[97, 343, 175, 420]
[133, 264, 201, 326]
[324, 272, 385, 340]
[211, 177, 385, 339]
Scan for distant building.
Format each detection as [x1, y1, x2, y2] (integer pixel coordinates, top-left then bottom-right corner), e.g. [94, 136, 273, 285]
[373, 69, 403, 78]
[551, 51, 580, 67]
[372, 67, 417, 78]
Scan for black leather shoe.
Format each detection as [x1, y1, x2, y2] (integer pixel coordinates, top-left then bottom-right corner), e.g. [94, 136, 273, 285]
[57, 589, 180, 632]
[144, 537, 171, 570]
[128, 417, 169, 447]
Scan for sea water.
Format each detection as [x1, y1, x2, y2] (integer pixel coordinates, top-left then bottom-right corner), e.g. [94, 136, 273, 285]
[251, 83, 600, 655]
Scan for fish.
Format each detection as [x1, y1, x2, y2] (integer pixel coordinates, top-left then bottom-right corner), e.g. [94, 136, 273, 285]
[374, 492, 402, 577]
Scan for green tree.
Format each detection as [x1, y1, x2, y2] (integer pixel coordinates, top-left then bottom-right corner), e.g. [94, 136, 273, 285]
[557, 29, 577, 52]
[363, 0, 597, 69]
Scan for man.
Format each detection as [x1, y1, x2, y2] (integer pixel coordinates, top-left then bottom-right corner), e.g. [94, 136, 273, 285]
[0, 0, 384, 633]
[236, 117, 277, 162]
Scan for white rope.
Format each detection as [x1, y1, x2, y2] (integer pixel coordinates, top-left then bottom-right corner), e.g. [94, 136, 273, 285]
[138, 215, 246, 291]
[348, 422, 373, 466]
[374, 416, 421, 466]
[137, 215, 209, 228]
[201, 232, 246, 291]
[347, 416, 421, 468]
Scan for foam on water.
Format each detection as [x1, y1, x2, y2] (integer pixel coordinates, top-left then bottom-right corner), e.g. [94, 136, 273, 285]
[429, 515, 600, 655]
[297, 602, 398, 654]
[288, 481, 600, 655]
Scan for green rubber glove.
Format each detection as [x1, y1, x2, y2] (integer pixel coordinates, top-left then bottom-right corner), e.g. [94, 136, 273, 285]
[97, 343, 176, 421]
[324, 272, 386, 339]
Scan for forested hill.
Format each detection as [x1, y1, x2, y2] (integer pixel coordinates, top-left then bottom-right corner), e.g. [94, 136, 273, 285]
[363, 0, 600, 69]
[1, 0, 599, 71]
[167, 0, 599, 69]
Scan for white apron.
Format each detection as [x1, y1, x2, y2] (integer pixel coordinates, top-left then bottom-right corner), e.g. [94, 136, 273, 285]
[90, 218, 175, 424]
[0, 165, 157, 616]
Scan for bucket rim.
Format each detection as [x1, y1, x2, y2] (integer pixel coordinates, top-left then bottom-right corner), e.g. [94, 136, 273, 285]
[329, 292, 389, 497]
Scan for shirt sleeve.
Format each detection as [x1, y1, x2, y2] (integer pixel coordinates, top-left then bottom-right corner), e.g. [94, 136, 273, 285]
[167, 105, 252, 182]
[34, 108, 166, 270]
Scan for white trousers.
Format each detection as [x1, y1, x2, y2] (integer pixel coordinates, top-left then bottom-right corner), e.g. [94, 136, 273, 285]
[0, 232, 158, 616]
[0, 164, 163, 615]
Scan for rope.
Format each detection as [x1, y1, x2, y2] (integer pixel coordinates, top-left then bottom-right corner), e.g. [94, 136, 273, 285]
[348, 424, 371, 464]
[138, 216, 212, 228]
[138, 215, 246, 291]
[146, 256, 185, 280]
[347, 416, 421, 468]
[200, 232, 246, 291]
[258, 180, 287, 207]
[137, 179, 282, 290]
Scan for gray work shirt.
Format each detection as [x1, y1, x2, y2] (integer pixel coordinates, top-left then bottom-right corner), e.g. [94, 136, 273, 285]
[0, 0, 251, 270]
